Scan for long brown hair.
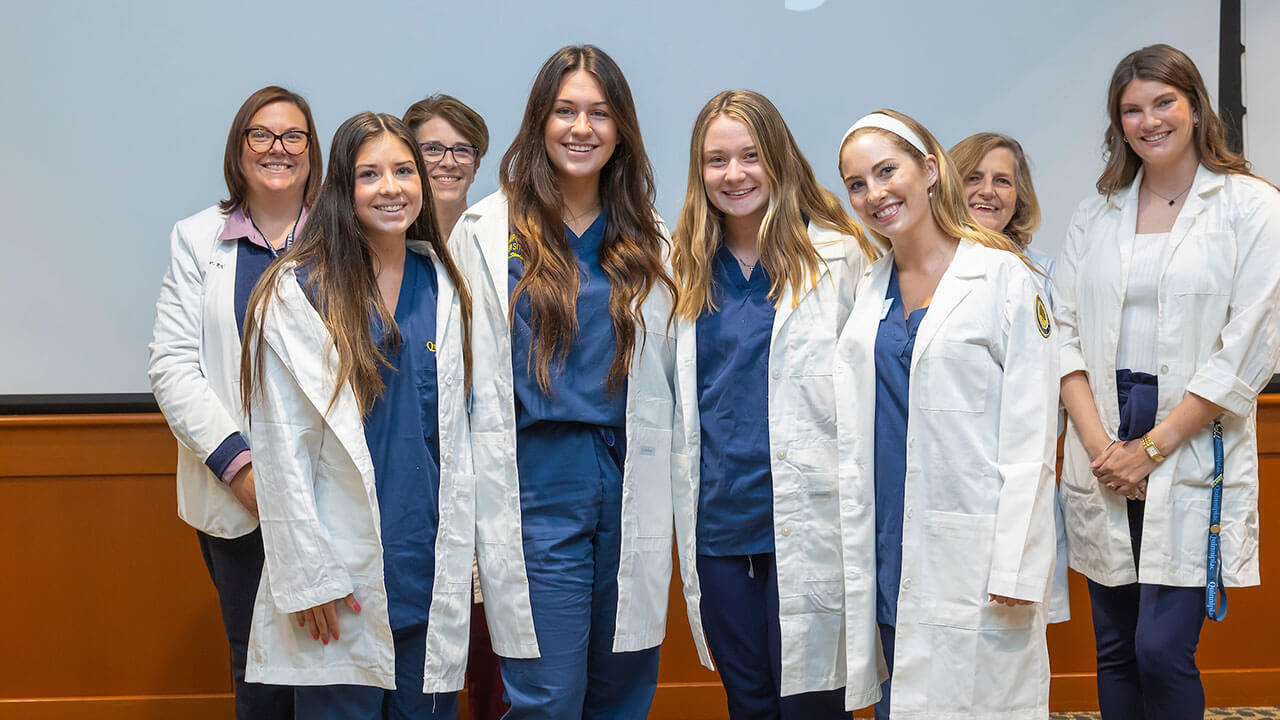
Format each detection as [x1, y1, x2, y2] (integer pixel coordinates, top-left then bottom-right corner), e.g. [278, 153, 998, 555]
[219, 86, 322, 212]
[241, 112, 473, 416]
[1097, 44, 1267, 195]
[949, 132, 1042, 248]
[500, 44, 673, 394]
[839, 109, 1030, 264]
[673, 90, 877, 321]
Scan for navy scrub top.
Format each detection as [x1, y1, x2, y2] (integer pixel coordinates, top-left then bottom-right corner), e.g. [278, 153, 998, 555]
[694, 245, 776, 556]
[363, 250, 442, 631]
[508, 212, 626, 430]
[873, 265, 925, 627]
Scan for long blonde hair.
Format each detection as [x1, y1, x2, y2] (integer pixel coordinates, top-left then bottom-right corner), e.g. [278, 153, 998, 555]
[673, 90, 877, 321]
[839, 109, 1030, 265]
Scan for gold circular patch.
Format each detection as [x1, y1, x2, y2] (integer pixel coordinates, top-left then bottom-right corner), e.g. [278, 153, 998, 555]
[1035, 295, 1051, 338]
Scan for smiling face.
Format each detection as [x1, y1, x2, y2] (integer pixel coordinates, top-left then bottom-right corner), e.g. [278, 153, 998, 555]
[1118, 79, 1198, 173]
[702, 116, 770, 226]
[352, 133, 423, 245]
[964, 146, 1018, 233]
[414, 115, 477, 209]
[839, 131, 937, 242]
[239, 101, 310, 205]
[543, 69, 618, 183]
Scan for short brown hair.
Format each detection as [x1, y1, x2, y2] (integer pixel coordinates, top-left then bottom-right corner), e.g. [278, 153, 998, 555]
[402, 94, 490, 161]
[950, 132, 1042, 248]
[219, 86, 322, 212]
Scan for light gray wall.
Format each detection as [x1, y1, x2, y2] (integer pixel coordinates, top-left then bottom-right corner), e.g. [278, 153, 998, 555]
[0, 0, 1221, 394]
[1245, 0, 1280, 184]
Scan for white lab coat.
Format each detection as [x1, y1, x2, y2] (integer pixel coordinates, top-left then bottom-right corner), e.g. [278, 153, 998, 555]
[1054, 166, 1280, 588]
[449, 190, 676, 658]
[671, 224, 880, 707]
[243, 243, 475, 692]
[148, 205, 258, 538]
[835, 240, 1058, 718]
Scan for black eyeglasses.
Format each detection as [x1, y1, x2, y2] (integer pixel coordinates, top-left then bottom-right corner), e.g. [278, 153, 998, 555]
[419, 141, 478, 165]
[245, 127, 309, 155]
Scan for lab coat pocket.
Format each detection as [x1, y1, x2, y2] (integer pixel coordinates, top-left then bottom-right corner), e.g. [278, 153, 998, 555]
[922, 511, 1033, 630]
[1058, 481, 1106, 572]
[916, 342, 989, 413]
[1169, 497, 1212, 568]
[627, 425, 674, 539]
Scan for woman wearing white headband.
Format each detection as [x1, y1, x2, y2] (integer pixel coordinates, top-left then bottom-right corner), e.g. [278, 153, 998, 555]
[835, 109, 1058, 719]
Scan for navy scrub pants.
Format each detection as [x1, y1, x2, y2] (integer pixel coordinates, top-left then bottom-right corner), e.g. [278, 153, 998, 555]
[499, 422, 661, 720]
[197, 528, 293, 720]
[696, 553, 850, 720]
[1085, 369, 1207, 720]
[292, 623, 458, 720]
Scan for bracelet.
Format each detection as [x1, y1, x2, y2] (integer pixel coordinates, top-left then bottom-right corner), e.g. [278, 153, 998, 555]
[1141, 433, 1167, 463]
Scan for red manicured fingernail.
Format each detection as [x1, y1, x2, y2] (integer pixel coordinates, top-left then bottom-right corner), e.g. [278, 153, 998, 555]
[333, 632, 340, 641]
[312, 633, 319, 640]
[298, 618, 305, 627]
[353, 602, 361, 612]
[322, 637, 329, 645]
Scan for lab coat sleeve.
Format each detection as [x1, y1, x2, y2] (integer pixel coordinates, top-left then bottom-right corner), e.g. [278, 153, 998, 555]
[988, 267, 1059, 601]
[147, 219, 245, 464]
[1185, 185, 1280, 417]
[248, 290, 355, 614]
[1052, 201, 1090, 380]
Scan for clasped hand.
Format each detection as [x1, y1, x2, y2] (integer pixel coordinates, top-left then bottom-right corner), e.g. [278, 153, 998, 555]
[1091, 440, 1153, 500]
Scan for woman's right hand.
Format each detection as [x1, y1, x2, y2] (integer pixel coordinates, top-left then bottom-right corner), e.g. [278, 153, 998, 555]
[295, 594, 361, 644]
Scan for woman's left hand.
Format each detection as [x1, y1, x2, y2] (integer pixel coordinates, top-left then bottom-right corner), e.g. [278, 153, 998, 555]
[989, 594, 1035, 607]
[1091, 439, 1155, 499]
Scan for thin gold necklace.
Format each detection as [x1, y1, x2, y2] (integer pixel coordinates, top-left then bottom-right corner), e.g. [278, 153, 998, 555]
[1144, 180, 1194, 207]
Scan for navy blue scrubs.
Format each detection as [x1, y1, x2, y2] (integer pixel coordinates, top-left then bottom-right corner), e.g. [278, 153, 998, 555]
[294, 251, 458, 720]
[500, 213, 659, 720]
[694, 246, 848, 720]
[872, 266, 925, 720]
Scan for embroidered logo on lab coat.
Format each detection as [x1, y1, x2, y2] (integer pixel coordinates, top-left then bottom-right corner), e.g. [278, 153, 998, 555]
[1035, 295, 1051, 338]
[508, 234, 522, 260]
[426, 341, 437, 353]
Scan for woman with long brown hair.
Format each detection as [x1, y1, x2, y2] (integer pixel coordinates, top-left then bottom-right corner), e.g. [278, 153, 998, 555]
[148, 85, 321, 719]
[451, 44, 675, 720]
[238, 112, 475, 719]
[836, 109, 1058, 719]
[669, 89, 880, 718]
[1054, 44, 1280, 719]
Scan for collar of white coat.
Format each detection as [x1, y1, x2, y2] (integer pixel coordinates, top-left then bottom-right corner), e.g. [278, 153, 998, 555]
[1105, 163, 1225, 210]
[861, 237, 989, 280]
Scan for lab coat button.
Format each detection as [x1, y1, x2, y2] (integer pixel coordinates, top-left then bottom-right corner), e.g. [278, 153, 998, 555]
[905, 506, 913, 519]
[446, 374, 456, 385]
[776, 449, 787, 460]
[901, 578, 913, 591]
[771, 369, 781, 379]
[1160, 365, 1169, 374]
[781, 526, 791, 536]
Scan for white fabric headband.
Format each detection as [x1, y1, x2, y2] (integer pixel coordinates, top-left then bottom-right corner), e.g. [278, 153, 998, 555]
[840, 113, 930, 158]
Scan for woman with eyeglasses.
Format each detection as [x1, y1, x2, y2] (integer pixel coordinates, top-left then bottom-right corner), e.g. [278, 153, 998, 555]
[239, 111, 475, 719]
[148, 85, 321, 719]
[1055, 44, 1280, 719]
[404, 95, 490, 240]
[453, 45, 676, 720]
[402, 94, 506, 720]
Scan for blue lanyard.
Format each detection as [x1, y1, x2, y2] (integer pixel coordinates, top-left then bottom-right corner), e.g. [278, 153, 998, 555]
[1205, 419, 1227, 621]
[248, 204, 304, 260]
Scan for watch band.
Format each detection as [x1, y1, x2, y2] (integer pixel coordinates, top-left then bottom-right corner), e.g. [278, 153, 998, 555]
[1141, 433, 1166, 463]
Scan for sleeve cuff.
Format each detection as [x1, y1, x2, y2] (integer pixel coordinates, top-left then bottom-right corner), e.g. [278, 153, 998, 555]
[220, 450, 252, 485]
[1187, 369, 1259, 418]
[206, 432, 250, 482]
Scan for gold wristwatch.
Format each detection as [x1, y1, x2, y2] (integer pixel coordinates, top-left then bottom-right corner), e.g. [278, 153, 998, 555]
[1141, 433, 1166, 463]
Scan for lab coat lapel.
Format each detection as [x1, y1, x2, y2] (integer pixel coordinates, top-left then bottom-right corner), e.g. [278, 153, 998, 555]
[769, 223, 845, 347]
[264, 268, 374, 481]
[470, 196, 512, 320]
[910, 241, 982, 362]
[408, 241, 455, 349]
[1160, 165, 1223, 278]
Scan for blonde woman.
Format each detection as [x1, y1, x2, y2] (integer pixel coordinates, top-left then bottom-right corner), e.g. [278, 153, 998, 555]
[670, 90, 882, 718]
[836, 109, 1058, 719]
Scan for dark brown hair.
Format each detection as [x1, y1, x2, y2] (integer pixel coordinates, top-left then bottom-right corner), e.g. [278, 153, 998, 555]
[1098, 44, 1264, 195]
[500, 45, 674, 394]
[242, 112, 473, 416]
[219, 86, 322, 212]
[949, 132, 1042, 248]
[403, 94, 491, 162]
